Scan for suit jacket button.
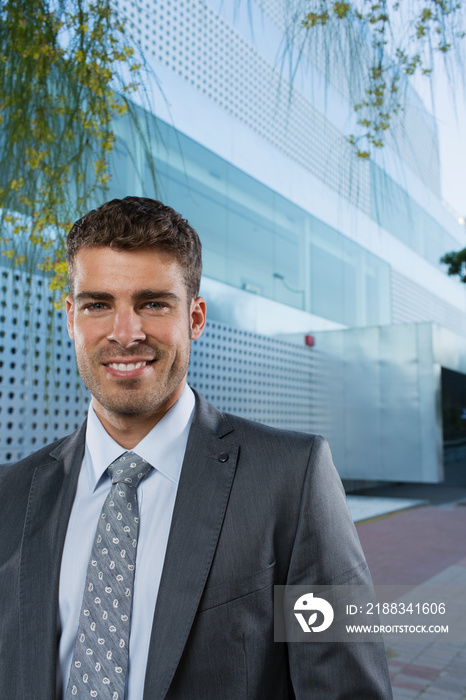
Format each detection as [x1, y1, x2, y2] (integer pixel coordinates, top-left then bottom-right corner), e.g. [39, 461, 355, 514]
[218, 452, 229, 463]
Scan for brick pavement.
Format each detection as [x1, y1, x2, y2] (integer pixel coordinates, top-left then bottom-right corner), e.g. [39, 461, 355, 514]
[356, 502, 466, 699]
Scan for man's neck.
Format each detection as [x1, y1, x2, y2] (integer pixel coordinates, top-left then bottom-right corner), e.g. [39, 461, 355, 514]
[91, 393, 183, 449]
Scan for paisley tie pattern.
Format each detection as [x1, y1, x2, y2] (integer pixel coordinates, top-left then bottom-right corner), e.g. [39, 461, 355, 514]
[66, 452, 152, 699]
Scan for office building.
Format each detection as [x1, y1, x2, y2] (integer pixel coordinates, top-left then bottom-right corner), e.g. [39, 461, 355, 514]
[1, 0, 465, 484]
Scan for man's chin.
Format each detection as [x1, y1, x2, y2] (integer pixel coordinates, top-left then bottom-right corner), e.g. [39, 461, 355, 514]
[95, 395, 157, 417]
[91, 383, 183, 419]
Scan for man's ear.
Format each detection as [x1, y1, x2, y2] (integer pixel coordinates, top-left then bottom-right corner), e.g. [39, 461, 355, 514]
[65, 295, 75, 340]
[190, 297, 207, 340]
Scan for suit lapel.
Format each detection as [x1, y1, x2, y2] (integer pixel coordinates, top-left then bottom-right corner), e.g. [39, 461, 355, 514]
[19, 424, 86, 699]
[143, 394, 239, 700]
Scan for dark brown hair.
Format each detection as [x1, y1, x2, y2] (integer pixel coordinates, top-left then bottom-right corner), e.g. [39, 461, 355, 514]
[66, 196, 202, 299]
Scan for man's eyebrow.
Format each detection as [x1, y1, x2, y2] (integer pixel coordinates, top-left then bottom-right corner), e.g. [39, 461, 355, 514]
[74, 290, 182, 303]
[132, 289, 182, 303]
[74, 291, 115, 303]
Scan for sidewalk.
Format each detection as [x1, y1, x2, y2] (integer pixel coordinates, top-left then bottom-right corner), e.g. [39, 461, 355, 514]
[355, 496, 466, 699]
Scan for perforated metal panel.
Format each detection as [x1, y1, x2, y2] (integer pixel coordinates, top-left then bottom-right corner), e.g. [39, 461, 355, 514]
[188, 320, 315, 432]
[253, 0, 352, 99]
[0, 266, 89, 463]
[116, 0, 371, 213]
[391, 270, 466, 337]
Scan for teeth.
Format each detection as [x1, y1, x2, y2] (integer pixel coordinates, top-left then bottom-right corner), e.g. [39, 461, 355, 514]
[108, 362, 147, 371]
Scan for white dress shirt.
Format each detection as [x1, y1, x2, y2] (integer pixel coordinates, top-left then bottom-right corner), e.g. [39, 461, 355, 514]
[58, 385, 195, 699]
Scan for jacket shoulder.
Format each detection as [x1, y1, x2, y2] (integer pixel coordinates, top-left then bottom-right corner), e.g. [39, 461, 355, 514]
[221, 410, 329, 467]
[192, 389, 327, 462]
[223, 409, 323, 445]
[0, 426, 83, 482]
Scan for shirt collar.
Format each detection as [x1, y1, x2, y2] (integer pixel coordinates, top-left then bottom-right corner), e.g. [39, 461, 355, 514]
[84, 384, 196, 492]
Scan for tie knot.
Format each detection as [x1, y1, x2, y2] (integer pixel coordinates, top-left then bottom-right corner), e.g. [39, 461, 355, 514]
[108, 451, 152, 488]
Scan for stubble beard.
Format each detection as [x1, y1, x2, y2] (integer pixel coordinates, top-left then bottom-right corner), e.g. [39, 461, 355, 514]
[76, 343, 191, 417]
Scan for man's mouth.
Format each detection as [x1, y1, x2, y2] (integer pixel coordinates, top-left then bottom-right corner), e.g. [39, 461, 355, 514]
[104, 359, 156, 373]
[107, 361, 149, 371]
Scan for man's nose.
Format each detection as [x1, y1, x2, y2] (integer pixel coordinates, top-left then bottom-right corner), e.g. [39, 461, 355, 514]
[106, 309, 146, 347]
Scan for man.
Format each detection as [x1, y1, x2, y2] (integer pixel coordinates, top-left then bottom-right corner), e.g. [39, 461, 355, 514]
[0, 197, 392, 699]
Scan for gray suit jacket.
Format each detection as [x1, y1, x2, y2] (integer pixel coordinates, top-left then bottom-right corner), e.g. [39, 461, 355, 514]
[0, 392, 392, 699]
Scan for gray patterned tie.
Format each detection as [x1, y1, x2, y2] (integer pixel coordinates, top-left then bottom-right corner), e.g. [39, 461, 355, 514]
[66, 452, 152, 700]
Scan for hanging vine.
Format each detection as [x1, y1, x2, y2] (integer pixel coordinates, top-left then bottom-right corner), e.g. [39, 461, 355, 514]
[0, 0, 149, 297]
[291, 0, 466, 157]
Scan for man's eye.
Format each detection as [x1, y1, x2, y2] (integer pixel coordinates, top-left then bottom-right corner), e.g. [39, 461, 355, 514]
[85, 303, 108, 311]
[144, 301, 166, 310]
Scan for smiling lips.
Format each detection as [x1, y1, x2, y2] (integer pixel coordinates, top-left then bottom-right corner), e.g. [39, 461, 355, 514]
[103, 358, 157, 376]
[107, 361, 151, 372]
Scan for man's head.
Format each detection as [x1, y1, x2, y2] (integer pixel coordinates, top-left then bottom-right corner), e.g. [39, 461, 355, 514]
[65, 197, 206, 445]
[66, 196, 202, 301]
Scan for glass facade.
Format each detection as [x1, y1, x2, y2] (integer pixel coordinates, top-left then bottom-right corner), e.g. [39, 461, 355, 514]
[309, 219, 391, 327]
[370, 163, 459, 268]
[109, 116, 391, 328]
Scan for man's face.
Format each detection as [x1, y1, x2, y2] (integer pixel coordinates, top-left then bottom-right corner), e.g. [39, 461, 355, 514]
[66, 246, 206, 424]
